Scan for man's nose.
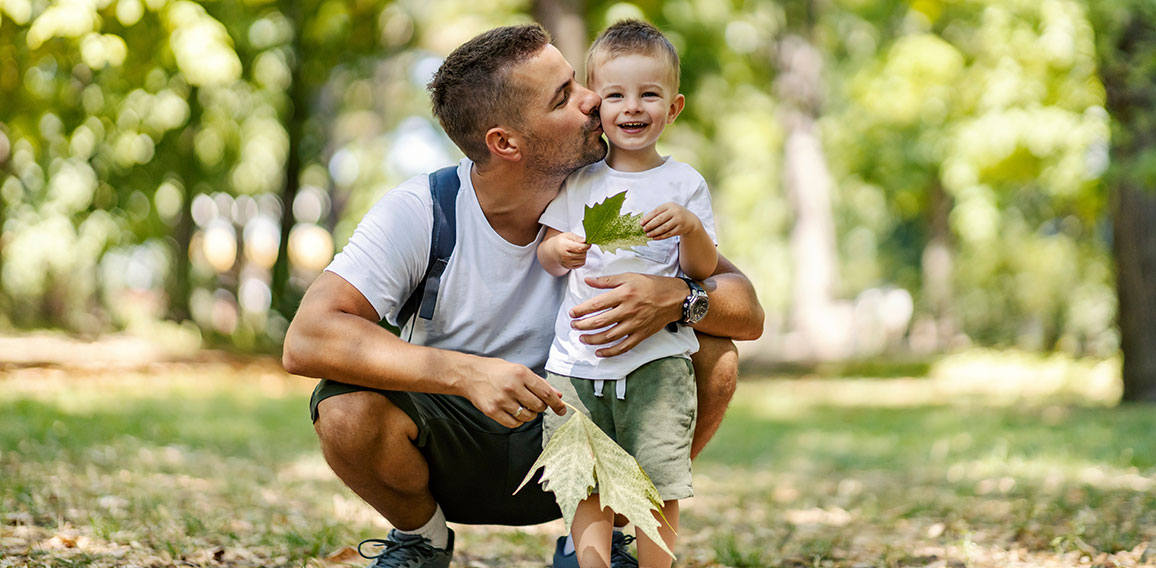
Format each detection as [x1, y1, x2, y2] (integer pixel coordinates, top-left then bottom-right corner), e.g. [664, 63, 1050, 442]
[577, 85, 600, 115]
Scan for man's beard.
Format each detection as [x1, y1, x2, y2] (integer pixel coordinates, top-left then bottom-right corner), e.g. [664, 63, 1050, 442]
[528, 116, 607, 180]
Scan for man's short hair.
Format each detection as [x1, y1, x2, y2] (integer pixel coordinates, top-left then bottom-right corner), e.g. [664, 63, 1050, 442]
[428, 24, 551, 164]
[586, 19, 680, 91]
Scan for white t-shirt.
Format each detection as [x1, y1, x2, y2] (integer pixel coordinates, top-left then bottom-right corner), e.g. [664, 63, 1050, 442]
[539, 157, 717, 381]
[325, 159, 564, 377]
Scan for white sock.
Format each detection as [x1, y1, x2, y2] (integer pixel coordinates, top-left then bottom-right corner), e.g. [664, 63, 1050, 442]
[398, 504, 449, 549]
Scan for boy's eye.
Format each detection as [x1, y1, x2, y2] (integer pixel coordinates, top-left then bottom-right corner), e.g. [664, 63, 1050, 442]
[605, 93, 623, 99]
[643, 92, 660, 98]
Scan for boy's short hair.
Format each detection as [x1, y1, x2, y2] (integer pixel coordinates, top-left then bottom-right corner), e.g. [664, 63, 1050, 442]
[428, 24, 551, 164]
[586, 19, 680, 91]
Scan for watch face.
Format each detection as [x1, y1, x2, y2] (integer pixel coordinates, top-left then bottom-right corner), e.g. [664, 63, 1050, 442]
[688, 296, 709, 323]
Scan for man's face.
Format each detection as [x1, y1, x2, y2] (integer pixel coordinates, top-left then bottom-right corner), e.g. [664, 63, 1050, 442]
[509, 45, 607, 180]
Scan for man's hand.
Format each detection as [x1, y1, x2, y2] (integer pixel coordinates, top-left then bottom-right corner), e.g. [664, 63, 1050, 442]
[456, 356, 568, 428]
[569, 273, 684, 357]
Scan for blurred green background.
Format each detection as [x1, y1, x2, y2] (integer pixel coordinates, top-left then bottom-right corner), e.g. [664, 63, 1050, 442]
[1, 0, 1154, 399]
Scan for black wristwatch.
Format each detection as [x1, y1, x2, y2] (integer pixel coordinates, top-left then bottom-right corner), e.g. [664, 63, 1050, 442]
[666, 277, 709, 332]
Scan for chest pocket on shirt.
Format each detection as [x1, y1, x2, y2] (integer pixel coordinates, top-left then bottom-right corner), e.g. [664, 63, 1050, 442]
[633, 238, 677, 264]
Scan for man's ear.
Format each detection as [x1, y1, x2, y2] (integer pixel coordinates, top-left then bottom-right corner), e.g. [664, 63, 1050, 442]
[485, 126, 523, 163]
[666, 94, 686, 124]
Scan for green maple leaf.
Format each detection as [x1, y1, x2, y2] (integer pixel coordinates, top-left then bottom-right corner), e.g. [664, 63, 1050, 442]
[582, 190, 651, 255]
[515, 403, 675, 560]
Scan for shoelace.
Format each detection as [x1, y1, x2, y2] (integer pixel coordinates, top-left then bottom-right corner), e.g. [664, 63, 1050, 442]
[611, 534, 639, 567]
[358, 536, 433, 567]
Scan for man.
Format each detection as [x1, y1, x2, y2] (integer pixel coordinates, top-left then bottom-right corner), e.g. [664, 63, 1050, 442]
[282, 24, 763, 568]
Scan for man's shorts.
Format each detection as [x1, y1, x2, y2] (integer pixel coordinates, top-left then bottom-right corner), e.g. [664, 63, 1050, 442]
[309, 380, 561, 526]
[544, 356, 697, 501]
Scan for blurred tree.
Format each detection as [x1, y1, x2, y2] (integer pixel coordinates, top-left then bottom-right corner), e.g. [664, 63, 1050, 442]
[1091, 2, 1156, 401]
[535, 0, 587, 80]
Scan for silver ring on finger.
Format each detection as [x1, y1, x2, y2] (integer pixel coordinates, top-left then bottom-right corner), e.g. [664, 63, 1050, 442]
[513, 406, 525, 419]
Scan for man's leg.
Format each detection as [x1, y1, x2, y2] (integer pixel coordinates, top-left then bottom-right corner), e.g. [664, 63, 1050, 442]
[690, 333, 739, 459]
[313, 390, 437, 530]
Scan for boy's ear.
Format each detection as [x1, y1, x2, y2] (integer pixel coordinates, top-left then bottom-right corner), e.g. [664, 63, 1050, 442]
[484, 126, 523, 163]
[666, 94, 686, 124]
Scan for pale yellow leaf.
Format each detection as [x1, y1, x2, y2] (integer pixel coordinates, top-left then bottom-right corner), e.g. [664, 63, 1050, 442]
[516, 403, 675, 559]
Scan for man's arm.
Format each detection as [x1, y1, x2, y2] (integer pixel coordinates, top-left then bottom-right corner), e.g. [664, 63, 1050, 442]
[282, 271, 566, 426]
[568, 253, 763, 357]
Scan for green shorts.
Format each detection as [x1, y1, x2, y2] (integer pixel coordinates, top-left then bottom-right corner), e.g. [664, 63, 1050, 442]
[544, 356, 697, 501]
[309, 380, 561, 526]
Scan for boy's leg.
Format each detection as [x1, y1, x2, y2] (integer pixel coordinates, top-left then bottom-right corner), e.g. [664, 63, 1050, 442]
[635, 500, 679, 568]
[690, 333, 739, 458]
[573, 495, 614, 568]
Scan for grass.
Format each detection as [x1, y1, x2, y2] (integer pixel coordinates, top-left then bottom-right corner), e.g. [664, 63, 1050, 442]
[1, 351, 1154, 567]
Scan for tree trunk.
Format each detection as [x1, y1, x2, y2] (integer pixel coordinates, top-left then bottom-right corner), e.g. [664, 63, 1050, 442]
[1099, 10, 1156, 402]
[1113, 185, 1156, 401]
[272, 2, 307, 319]
[922, 178, 955, 349]
[534, 0, 587, 80]
[777, 35, 847, 361]
[169, 85, 200, 322]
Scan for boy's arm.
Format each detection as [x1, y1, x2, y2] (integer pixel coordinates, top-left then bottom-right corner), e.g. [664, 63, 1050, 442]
[641, 202, 718, 280]
[537, 227, 590, 277]
[677, 227, 718, 281]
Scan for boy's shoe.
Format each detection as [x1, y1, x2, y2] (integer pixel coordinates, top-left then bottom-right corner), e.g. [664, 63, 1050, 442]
[551, 531, 638, 568]
[610, 532, 638, 568]
[358, 529, 454, 568]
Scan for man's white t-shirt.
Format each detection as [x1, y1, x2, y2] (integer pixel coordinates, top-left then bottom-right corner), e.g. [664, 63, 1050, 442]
[539, 158, 717, 382]
[325, 159, 564, 377]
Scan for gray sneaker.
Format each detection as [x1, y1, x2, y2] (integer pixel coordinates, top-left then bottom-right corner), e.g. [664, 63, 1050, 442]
[552, 530, 637, 568]
[358, 529, 454, 568]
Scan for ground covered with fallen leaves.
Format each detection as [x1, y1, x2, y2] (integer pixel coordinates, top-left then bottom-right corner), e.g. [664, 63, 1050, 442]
[1, 337, 1153, 567]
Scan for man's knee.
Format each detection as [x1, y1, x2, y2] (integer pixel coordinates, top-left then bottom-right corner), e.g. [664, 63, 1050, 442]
[692, 334, 739, 403]
[314, 391, 416, 462]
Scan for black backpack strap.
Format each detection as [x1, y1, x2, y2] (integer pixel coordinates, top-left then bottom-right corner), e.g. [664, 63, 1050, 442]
[394, 165, 461, 330]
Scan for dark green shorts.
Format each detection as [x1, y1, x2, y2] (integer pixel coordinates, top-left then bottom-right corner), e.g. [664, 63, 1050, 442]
[309, 379, 561, 526]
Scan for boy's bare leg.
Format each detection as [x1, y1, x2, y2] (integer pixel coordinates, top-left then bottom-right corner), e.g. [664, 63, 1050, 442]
[313, 390, 438, 529]
[691, 333, 739, 458]
[635, 500, 679, 568]
[573, 495, 614, 568]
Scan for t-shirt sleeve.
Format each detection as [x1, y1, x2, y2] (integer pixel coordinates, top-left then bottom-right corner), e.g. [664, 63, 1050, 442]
[685, 172, 718, 245]
[324, 180, 432, 325]
[539, 181, 574, 233]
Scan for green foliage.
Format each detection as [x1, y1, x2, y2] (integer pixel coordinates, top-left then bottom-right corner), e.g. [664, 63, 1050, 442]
[581, 190, 651, 255]
[517, 403, 674, 559]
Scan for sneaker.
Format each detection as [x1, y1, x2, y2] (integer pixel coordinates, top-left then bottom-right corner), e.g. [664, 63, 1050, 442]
[358, 529, 454, 568]
[610, 531, 638, 568]
[552, 531, 638, 568]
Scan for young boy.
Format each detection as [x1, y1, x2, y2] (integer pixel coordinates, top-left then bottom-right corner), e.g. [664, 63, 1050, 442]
[537, 19, 717, 568]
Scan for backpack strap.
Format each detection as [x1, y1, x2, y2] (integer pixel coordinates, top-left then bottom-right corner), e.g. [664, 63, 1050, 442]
[394, 165, 461, 330]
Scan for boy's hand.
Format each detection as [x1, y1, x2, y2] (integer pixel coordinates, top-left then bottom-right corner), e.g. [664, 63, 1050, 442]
[556, 232, 591, 270]
[642, 202, 702, 241]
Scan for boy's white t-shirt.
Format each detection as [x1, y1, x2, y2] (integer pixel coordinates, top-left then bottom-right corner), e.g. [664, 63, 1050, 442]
[539, 157, 717, 381]
[325, 159, 564, 377]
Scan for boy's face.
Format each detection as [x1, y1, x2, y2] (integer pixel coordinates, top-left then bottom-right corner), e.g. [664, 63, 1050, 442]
[589, 52, 684, 155]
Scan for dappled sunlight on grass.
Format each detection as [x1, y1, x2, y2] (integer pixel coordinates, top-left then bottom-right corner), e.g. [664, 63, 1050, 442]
[1, 352, 1153, 567]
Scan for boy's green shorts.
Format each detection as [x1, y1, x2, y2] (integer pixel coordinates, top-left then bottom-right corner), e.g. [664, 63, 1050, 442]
[309, 380, 561, 526]
[544, 356, 697, 501]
